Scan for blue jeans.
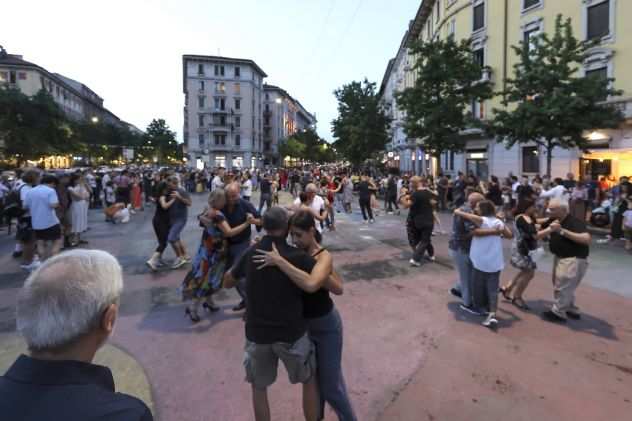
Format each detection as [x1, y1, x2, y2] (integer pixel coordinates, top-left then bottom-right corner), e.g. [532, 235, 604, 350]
[471, 269, 500, 313]
[229, 241, 250, 300]
[307, 308, 357, 421]
[449, 248, 473, 307]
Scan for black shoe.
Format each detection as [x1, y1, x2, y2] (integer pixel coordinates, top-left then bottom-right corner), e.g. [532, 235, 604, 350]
[449, 288, 462, 298]
[12, 251, 23, 258]
[232, 301, 246, 312]
[202, 302, 220, 313]
[185, 307, 201, 323]
[542, 310, 566, 323]
[566, 311, 581, 320]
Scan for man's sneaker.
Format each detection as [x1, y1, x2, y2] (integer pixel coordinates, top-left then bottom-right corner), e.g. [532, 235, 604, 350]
[157, 259, 167, 267]
[409, 259, 421, 267]
[482, 314, 498, 329]
[12, 251, 23, 258]
[459, 304, 484, 316]
[369, 219, 375, 224]
[427, 256, 436, 262]
[21, 260, 41, 272]
[449, 287, 462, 298]
[171, 257, 187, 269]
[146, 259, 158, 271]
[542, 310, 567, 323]
[387, 211, 394, 215]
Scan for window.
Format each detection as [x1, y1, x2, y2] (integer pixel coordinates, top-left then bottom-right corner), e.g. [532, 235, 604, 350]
[9, 71, 16, 84]
[214, 134, 226, 145]
[0, 71, 7, 82]
[265, 93, 269, 100]
[448, 19, 456, 37]
[198, 96, 205, 108]
[473, 1, 485, 32]
[215, 82, 225, 93]
[199, 81, 205, 91]
[587, 1, 610, 40]
[471, 99, 484, 119]
[449, 151, 455, 171]
[235, 66, 240, 78]
[18, 72, 26, 80]
[235, 116, 241, 128]
[197, 64, 204, 75]
[198, 115, 204, 127]
[435, 0, 440, 23]
[235, 135, 241, 146]
[198, 133, 205, 146]
[220, 98, 225, 110]
[219, 116, 226, 126]
[234, 83, 240, 94]
[265, 142, 271, 151]
[522, 146, 540, 173]
[524, 28, 540, 51]
[235, 98, 241, 110]
[214, 65, 225, 76]
[586, 67, 609, 100]
[214, 97, 220, 110]
[523, 0, 541, 11]
[473, 48, 485, 68]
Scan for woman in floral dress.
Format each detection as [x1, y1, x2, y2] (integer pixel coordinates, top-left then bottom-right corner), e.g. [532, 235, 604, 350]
[181, 188, 254, 323]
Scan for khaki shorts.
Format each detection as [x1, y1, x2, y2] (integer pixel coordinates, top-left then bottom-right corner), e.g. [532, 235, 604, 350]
[243, 333, 315, 390]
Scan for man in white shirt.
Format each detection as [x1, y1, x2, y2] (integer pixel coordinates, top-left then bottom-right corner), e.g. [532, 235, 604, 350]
[293, 183, 327, 233]
[540, 177, 569, 204]
[211, 168, 225, 192]
[24, 174, 62, 260]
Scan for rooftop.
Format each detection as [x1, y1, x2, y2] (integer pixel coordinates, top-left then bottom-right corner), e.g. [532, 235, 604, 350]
[182, 54, 268, 77]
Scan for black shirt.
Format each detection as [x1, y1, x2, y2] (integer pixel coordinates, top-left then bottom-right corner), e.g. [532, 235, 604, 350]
[542, 215, 590, 259]
[0, 355, 152, 421]
[487, 183, 502, 206]
[232, 236, 316, 344]
[517, 184, 535, 201]
[410, 190, 435, 226]
[223, 198, 260, 245]
[303, 249, 334, 319]
[260, 179, 271, 194]
[357, 181, 371, 200]
[515, 215, 538, 255]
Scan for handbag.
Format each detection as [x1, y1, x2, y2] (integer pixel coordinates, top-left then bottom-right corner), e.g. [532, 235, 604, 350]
[528, 247, 545, 263]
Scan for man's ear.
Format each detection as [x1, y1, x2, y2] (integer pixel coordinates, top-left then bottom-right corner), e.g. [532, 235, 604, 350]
[101, 303, 118, 334]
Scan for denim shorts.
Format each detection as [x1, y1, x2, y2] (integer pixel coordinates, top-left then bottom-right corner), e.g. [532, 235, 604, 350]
[167, 218, 186, 242]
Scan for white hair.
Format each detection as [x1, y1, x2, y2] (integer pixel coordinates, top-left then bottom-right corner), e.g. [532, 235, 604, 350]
[17, 249, 123, 351]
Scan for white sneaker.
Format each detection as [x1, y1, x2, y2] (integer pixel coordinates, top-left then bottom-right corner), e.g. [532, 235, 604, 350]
[369, 219, 375, 224]
[482, 314, 498, 328]
[171, 257, 186, 269]
[409, 259, 421, 267]
[146, 259, 158, 271]
[428, 256, 436, 262]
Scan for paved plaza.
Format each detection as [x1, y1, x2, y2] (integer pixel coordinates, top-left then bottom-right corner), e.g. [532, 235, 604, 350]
[1, 191, 632, 420]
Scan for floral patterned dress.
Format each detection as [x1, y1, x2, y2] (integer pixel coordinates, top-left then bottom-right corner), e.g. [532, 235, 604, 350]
[181, 211, 228, 300]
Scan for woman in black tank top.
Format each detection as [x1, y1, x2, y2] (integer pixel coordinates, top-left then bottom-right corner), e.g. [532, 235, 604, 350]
[253, 210, 357, 420]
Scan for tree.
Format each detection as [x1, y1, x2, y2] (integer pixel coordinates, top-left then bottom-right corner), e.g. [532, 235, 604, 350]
[490, 15, 624, 176]
[396, 37, 494, 169]
[278, 137, 306, 161]
[144, 119, 179, 164]
[332, 79, 391, 166]
[0, 88, 77, 165]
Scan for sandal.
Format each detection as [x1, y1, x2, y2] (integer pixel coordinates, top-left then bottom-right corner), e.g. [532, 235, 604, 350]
[512, 298, 530, 311]
[499, 287, 512, 301]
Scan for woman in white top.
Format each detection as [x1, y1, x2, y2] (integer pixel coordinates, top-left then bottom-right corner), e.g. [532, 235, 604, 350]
[68, 173, 91, 246]
[454, 200, 513, 329]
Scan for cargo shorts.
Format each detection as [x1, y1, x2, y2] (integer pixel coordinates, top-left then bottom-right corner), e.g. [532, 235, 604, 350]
[243, 333, 316, 390]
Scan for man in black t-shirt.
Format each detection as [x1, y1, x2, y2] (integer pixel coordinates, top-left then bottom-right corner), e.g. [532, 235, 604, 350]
[540, 198, 591, 323]
[357, 175, 376, 223]
[401, 177, 437, 266]
[224, 207, 319, 421]
[258, 174, 272, 214]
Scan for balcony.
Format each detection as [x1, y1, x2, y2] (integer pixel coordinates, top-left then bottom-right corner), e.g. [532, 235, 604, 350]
[212, 109, 228, 114]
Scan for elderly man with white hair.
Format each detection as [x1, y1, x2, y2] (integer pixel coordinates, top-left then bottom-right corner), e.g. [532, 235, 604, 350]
[293, 183, 328, 233]
[540, 198, 591, 323]
[0, 249, 153, 421]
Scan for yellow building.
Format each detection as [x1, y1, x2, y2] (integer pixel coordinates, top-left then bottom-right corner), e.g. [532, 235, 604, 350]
[383, 0, 632, 180]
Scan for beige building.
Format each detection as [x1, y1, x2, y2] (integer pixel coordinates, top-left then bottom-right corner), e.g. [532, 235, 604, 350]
[0, 47, 122, 126]
[263, 84, 317, 166]
[381, 0, 632, 180]
[182, 55, 267, 169]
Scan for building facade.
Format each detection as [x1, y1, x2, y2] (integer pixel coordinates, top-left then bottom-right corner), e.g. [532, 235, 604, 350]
[182, 55, 268, 169]
[263, 84, 317, 166]
[380, 0, 632, 180]
[0, 47, 123, 126]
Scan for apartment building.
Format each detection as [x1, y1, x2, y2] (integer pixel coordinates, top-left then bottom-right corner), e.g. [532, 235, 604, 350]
[263, 84, 317, 166]
[381, 0, 632, 180]
[182, 55, 268, 169]
[0, 46, 123, 126]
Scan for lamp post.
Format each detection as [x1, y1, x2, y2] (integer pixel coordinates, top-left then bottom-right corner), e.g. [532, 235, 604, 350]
[91, 116, 99, 124]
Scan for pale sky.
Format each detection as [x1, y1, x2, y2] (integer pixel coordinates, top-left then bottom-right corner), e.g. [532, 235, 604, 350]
[2, 0, 420, 142]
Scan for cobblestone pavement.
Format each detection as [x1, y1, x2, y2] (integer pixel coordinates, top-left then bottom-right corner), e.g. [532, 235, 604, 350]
[0, 191, 631, 420]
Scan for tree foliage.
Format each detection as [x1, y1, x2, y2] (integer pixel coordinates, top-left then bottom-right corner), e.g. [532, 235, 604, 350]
[278, 128, 336, 164]
[396, 37, 494, 165]
[143, 118, 180, 164]
[332, 79, 391, 166]
[490, 15, 624, 176]
[0, 88, 78, 163]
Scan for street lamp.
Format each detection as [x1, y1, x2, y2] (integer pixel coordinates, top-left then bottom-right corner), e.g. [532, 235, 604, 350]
[91, 116, 99, 124]
[275, 98, 282, 104]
